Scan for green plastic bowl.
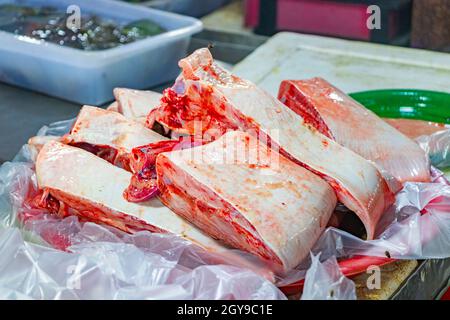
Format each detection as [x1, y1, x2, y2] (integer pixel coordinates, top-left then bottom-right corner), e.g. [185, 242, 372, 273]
[349, 89, 450, 124]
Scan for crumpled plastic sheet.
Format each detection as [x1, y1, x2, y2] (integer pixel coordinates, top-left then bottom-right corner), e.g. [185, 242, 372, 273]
[1, 119, 450, 300]
[0, 225, 285, 300]
[301, 254, 356, 300]
[416, 129, 450, 173]
[309, 179, 450, 261]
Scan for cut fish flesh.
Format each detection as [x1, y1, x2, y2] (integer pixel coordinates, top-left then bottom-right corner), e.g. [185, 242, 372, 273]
[149, 48, 394, 239]
[278, 78, 431, 183]
[61, 105, 197, 202]
[125, 137, 203, 203]
[28, 135, 60, 161]
[113, 88, 162, 123]
[383, 118, 447, 139]
[62, 105, 168, 169]
[35, 141, 225, 251]
[156, 131, 337, 272]
[60, 105, 196, 202]
[35, 141, 279, 278]
[106, 101, 119, 112]
[61, 105, 174, 202]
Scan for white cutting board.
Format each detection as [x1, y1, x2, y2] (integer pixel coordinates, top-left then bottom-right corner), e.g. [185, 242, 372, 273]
[233, 32, 450, 95]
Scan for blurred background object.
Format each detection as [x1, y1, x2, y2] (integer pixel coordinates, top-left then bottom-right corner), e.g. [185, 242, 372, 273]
[123, 0, 231, 17]
[245, 0, 413, 45]
[411, 0, 450, 52]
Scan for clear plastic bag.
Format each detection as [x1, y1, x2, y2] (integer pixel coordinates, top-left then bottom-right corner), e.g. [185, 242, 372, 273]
[301, 254, 356, 300]
[0, 226, 284, 299]
[276, 168, 450, 290]
[309, 178, 450, 261]
[292, 172, 450, 299]
[416, 129, 450, 174]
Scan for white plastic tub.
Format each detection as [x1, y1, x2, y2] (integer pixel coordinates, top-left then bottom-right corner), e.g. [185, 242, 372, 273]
[0, 0, 202, 105]
[142, 0, 231, 17]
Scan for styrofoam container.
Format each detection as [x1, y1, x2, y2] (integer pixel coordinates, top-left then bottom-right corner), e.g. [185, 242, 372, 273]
[0, 0, 202, 105]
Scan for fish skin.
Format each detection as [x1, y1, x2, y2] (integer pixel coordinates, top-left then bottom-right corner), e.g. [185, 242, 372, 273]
[62, 105, 167, 168]
[157, 131, 337, 272]
[383, 118, 447, 139]
[278, 78, 431, 184]
[28, 135, 61, 161]
[106, 101, 119, 112]
[151, 48, 395, 240]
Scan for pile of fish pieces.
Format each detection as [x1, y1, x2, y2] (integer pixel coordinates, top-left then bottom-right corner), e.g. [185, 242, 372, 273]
[28, 48, 430, 276]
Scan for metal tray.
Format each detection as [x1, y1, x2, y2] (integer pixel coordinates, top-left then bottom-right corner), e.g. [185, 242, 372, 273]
[392, 259, 450, 300]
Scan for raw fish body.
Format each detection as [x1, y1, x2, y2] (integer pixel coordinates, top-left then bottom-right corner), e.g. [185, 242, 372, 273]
[278, 78, 431, 183]
[157, 131, 337, 271]
[150, 48, 394, 239]
[383, 118, 446, 139]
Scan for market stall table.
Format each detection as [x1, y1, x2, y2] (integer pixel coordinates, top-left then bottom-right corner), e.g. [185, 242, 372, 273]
[0, 82, 80, 164]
